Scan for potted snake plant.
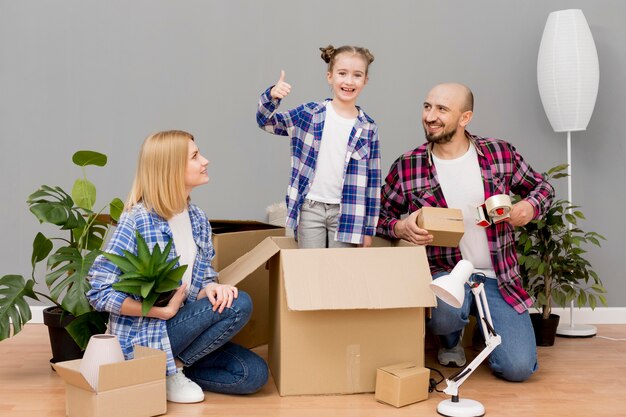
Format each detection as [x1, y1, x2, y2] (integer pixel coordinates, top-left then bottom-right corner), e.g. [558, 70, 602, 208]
[102, 231, 188, 316]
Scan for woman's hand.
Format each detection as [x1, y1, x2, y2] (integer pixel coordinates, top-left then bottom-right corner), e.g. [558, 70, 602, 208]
[360, 236, 373, 248]
[270, 70, 292, 100]
[205, 283, 239, 313]
[157, 284, 188, 320]
[128, 283, 188, 320]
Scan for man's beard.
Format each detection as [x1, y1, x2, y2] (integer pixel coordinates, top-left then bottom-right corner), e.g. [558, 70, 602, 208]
[424, 126, 455, 144]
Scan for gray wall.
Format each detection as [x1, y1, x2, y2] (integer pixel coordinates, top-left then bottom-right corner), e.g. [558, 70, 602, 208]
[1, 1, 624, 307]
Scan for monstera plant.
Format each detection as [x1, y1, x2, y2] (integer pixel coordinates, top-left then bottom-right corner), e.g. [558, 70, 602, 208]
[0, 150, 123, 352]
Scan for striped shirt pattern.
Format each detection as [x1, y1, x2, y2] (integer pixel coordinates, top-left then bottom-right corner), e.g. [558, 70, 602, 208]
[256, 87, 381, 244]
[87, 203, 217, 375]
[377, 134, 554, 313]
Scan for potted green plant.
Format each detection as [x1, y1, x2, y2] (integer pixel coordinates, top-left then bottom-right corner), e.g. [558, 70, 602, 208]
[0, 150, 123, 362]
[515, 164, 607, 346]
[102, 231, 188, 316]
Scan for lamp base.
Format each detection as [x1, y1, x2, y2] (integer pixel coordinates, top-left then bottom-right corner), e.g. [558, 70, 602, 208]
[437, 398, 485, 417]
[556, 323, 596, 337]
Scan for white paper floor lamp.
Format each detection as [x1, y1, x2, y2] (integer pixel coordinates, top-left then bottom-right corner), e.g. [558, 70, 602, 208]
[537, 9, 599, 337]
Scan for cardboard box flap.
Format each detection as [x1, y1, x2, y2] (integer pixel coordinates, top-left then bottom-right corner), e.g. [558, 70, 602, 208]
[380, 362, 420, 377]
[53, 359, 94, 392]
[217, 236, 282, 286]
[53, 346, 166, 393]
[97, 346, 166, 391]
[280, 246, 435, 311]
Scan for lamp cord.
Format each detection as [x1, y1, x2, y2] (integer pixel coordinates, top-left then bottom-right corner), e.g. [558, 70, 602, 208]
[426, 367, 446, 393]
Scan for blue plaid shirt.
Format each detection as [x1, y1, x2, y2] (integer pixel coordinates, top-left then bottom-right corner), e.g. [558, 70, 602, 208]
[256, 87, 381, 244]
[87, 203, 217, 375]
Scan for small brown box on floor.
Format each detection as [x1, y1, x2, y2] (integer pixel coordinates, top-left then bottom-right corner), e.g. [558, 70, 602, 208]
[417, 207, 464, 247]
[52, 346, 166, 417]
[375, 363, 430, 407]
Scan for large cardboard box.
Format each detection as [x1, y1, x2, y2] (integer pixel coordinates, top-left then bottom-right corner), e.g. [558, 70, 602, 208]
[218, 236, 436, 396]
[375, 362, 430, 407]
[52, 346, 166, 417]
[417, 207, 464, 247]
[211, 220, 285, 348]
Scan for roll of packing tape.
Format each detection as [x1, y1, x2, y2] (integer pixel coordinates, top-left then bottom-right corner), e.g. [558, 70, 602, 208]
[485, 194, 512, 218]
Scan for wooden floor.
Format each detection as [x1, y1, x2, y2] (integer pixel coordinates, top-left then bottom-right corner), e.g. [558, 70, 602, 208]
[1, 324, 625, 417]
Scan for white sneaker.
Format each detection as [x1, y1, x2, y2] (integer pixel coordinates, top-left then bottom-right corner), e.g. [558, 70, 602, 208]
[166, 368, 205, 403]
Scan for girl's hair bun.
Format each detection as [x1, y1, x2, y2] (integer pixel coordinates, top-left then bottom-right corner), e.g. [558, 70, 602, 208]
[319, 44, 375, 73]
[319, 45, 336, 63]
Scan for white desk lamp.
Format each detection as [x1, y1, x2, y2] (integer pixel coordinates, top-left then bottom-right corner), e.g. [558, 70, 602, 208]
[429, 260, 501, 417]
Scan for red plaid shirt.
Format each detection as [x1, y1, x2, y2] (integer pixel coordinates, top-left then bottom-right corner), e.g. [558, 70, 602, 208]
[377, 133, 554, 313]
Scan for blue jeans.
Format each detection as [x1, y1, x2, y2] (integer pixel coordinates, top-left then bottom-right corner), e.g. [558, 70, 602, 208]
[166, 291, 268, 394]
[427, 273, 538, 382]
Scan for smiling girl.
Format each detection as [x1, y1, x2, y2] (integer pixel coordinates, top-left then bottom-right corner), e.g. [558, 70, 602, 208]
[256, 45, 380, 248]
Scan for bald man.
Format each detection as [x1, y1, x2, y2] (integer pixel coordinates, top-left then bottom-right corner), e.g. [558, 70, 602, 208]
[377, 83, 554, 382]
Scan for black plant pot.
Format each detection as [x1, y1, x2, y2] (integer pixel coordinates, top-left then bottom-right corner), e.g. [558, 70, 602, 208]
[153, 290, 176, 307]
[530, 313, 560, 346]
[42, 306, 84, 364]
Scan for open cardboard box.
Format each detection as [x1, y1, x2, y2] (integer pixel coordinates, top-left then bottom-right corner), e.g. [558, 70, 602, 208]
[211, 220, 285, 348]
[52, 346, 166, 417]
[218, 236, 436, 396]
[417, 207, 464, 247]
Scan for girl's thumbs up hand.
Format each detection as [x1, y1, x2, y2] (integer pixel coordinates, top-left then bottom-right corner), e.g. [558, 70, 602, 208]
[270, 70, 292, 100]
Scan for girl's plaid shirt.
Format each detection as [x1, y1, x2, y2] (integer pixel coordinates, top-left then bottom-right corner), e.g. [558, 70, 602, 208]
[257, 87, 381, 244]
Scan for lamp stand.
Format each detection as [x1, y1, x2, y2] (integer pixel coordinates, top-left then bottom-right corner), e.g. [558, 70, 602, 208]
[437, 398, 485, 417]
[555, 131, 596, 338]
[437, 282, 501, 417]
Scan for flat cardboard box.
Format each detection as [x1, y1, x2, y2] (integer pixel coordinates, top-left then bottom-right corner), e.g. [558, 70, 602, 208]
[375, 362, 430, 407]
[211, 220, 285, 348]
[417, 207, 464, 247]
[52, 346, 166, 417]
[218, 236, 436, 396]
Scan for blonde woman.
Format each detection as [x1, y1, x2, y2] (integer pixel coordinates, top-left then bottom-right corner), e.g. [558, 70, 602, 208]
[87, 130, 268, 403]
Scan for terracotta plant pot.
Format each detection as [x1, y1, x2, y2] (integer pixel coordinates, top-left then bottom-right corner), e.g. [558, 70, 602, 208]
[530, 313, 560, 346]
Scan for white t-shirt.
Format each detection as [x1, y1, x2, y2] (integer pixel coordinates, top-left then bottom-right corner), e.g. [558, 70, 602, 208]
[167, 208, 196, 291]
[306, 102, 355, 204]
[432, 145, 495, 277]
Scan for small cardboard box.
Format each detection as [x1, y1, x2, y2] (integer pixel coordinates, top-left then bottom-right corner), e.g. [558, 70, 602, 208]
[211, 220, 285, 348]
[218, 236, 436, 396]
[375, 363, 430, 407]
[417, 207, 464, 247]
[52, 346, 166, 417]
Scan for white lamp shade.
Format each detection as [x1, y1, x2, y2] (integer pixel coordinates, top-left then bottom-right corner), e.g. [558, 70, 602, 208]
[429, 260, 474, 308]
[79, 334, 125, 391]
[537, 9, 599, 132]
